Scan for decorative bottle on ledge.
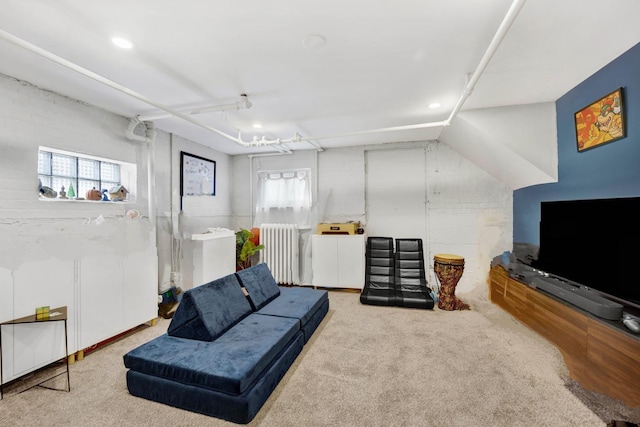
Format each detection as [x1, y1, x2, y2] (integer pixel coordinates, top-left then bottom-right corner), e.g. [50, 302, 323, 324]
[67, 182, 76, 199]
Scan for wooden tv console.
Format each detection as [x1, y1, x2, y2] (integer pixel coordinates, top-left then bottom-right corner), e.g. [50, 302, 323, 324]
[488, 265, 640, 408]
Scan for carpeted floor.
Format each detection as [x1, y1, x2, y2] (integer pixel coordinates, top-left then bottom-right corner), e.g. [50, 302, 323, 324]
[1, 285, 639, 426]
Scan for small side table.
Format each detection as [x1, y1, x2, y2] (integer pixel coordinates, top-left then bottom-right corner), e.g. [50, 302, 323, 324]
[0, 306, 70, 399]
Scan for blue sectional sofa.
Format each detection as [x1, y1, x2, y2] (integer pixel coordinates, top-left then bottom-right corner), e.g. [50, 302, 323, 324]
[123, 263, 329, 424]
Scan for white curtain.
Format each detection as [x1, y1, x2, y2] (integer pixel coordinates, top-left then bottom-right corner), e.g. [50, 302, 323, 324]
[254, 169, 311, 227]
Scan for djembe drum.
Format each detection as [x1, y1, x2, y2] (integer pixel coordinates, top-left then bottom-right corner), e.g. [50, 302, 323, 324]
[433, 253, 470, 310]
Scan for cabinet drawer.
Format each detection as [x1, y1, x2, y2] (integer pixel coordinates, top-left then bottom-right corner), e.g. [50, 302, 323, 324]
[585, 319, 640, 406]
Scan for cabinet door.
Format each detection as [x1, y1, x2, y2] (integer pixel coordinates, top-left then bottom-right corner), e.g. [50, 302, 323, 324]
[1, 267, 13, 383]
[312, 236, 338, 287]
[79, 255, 123, 349]
[312, 235, 364, 289]
[123, 249, 158, 328]
[5, 260, 73, 382]
[0, 267, 13, 324]
[336, 236, 364, 289]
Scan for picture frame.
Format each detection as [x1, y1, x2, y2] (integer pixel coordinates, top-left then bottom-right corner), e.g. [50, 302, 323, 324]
[180, 151, 216, 198]
[574, 87, 625, 152]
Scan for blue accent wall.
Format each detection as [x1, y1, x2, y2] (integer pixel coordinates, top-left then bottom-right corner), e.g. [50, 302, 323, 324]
[513, 42, 640, 245]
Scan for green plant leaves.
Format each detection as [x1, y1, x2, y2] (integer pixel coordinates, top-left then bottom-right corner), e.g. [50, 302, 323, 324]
[236, 228, 264, 269]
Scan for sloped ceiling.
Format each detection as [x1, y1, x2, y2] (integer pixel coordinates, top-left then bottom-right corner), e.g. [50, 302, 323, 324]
[1, 1, 639, 184]
[440, 103, 558, 190]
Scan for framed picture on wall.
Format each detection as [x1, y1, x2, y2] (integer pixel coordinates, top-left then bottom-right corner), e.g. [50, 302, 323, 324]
[180, 151, 216, 197]
[574, 87, 625, 152]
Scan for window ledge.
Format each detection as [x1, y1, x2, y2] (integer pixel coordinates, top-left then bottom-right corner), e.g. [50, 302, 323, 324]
[38, 197, 135, 204]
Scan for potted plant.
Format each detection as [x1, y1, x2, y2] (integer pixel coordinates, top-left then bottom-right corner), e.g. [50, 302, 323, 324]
[236, 228, 264, 270]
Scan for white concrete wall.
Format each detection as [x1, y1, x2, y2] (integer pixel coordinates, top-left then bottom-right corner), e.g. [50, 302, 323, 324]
[0, 66, 514, 337]
[0, 73, 154, 294]
[232, 141, 512, 295]
[0, 73, 157, 381]
[0, 69, 235, 334]
[424, 142, 513, 293]
[232, 150, 318, 283]
[153, 131, 233, 291]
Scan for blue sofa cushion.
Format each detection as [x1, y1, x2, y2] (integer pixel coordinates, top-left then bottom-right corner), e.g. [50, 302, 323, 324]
[235, 263, 281, 310]
[257, 287, 328, 329]
[126, 331, 305, 424]
[125, 313, 300, 395]
[167, 274, 252, 341]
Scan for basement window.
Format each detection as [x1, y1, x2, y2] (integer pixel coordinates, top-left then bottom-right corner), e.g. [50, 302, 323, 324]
[37, 147, 136, 201]
[254, 168, 311, 227]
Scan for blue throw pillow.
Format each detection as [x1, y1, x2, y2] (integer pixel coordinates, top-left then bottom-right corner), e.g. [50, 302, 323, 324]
[168, 274, 252, 341]
[235, 263, 281, 310]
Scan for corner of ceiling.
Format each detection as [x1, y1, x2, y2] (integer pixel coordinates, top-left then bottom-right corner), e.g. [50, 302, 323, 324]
[439, 102, 558, 190]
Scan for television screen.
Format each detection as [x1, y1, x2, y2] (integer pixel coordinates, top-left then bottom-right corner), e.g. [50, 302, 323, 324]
[535, 197, 640, 309]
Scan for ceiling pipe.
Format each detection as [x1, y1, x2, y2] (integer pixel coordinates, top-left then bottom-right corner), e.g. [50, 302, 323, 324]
[305, 140, 324, 152]
[445, 0, 527, 125]
[0, 0, 525, 149]
[288, 121, 448, 144]
[230, 0, 526, 144]
[0, 25, 328, 150]
[145, 122, 157, 233]
[230, 0, 526, 146]
[0, 28, 250, 145]
[125, 116, 147, 142]
[137, 94, 252, 121]
[247, 151, 293, 159]
[235, 0, 527, 144]
[269, 143, 292, 154]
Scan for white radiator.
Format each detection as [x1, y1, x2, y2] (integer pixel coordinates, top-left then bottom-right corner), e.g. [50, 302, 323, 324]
[260, 223, 300, 285]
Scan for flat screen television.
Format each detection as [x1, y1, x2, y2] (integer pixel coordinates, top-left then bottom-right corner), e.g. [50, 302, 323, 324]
[534, 196, 640, 310]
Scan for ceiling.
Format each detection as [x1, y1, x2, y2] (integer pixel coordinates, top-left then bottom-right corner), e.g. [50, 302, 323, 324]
[1, 0, 639, 155]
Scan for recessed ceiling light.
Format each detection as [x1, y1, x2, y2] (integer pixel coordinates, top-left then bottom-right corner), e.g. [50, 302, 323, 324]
[252, 123, 263, 129]
[428, 102, 441, 109]
[112, 37, 133, 49]
[303, 34, 326, 50]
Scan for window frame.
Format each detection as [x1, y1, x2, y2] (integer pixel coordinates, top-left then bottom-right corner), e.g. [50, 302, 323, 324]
[38, 146, 134, 202]
[254, 168, 312, 228]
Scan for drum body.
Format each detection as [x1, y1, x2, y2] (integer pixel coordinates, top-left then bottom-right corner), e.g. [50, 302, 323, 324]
[433, 253, 469, 310]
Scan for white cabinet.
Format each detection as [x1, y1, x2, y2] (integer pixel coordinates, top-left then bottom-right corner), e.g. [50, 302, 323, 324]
[123, 249, 158, 328]
[190, 230, 236, 289]
[311, 234, 365, 289]
[0, 267, 12, 325]
[2, 250, 157, 385]
[3, 260, 75, 383]
[80, 255, 124, 348]
[80, 249, 158, 350]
